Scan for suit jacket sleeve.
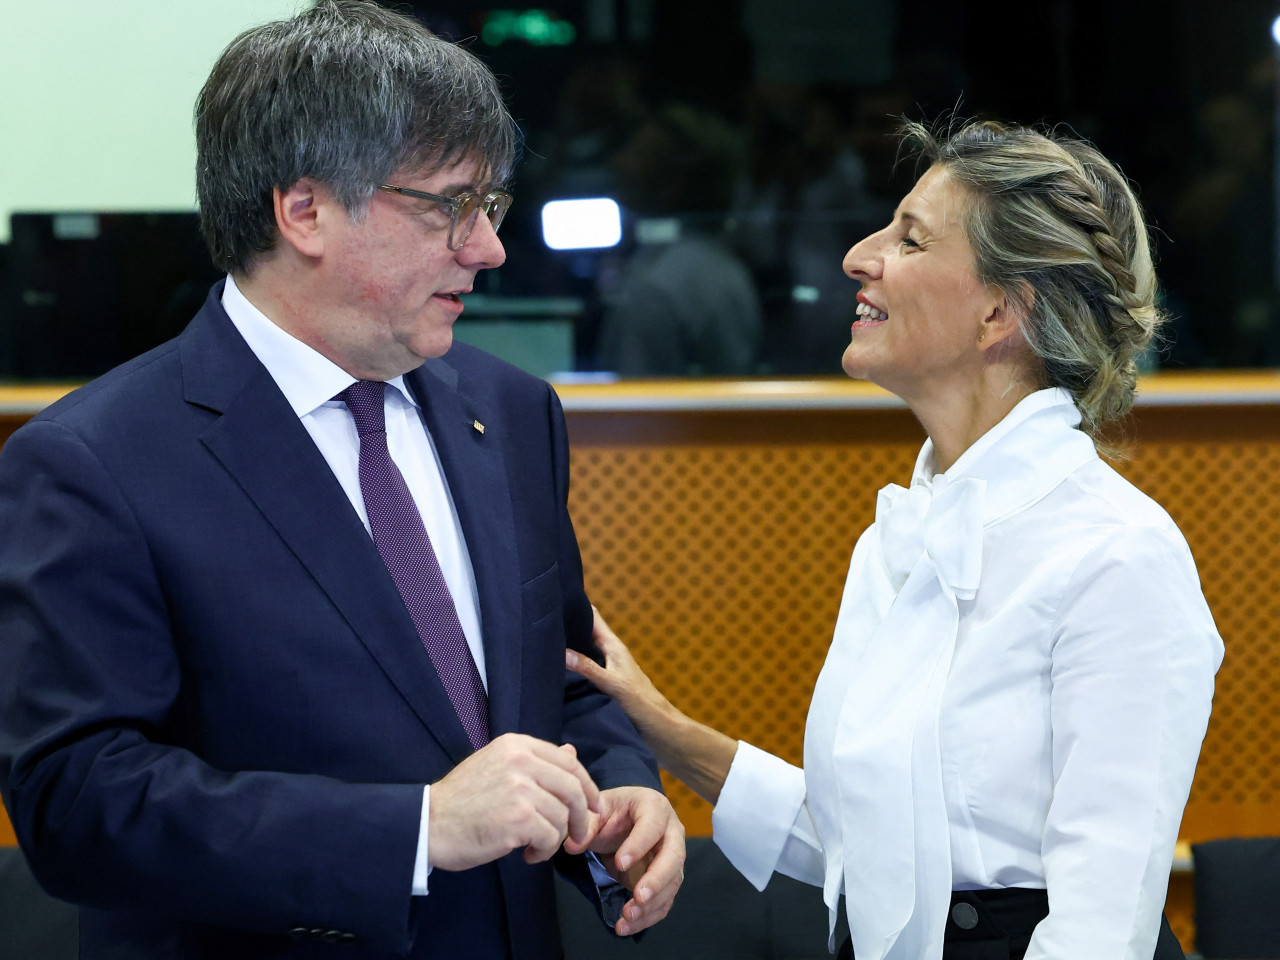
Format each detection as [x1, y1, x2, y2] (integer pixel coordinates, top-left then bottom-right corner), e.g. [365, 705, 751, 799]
[534, 382, 662, 931]
[544, 384, 661, 792]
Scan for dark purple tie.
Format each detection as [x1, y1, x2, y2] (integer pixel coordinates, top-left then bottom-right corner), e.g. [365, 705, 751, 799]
[339, 380, 489, 750]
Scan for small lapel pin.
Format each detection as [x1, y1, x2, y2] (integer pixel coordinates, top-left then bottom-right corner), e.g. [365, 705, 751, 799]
[472, 419, 485, 434]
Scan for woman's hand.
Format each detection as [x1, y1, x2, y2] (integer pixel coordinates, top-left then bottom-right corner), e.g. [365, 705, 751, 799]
[566, 607, 674, 740]
[566, 606, 739, 805]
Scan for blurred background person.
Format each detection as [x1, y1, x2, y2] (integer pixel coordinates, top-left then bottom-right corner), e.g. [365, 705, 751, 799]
[1166, 82, 1276, 366]
[596, 104, 763, 376]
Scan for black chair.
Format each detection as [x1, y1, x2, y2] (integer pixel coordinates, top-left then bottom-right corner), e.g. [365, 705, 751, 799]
[557, 835, 846, 960]
[0, 845, 78, 959]
[1192, 836, 1280, 959]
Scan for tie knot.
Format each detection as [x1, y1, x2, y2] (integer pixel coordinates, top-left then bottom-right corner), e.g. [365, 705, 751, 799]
[339, 380, 388, 437]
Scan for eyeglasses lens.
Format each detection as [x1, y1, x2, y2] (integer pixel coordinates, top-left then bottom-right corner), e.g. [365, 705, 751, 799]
[449, 193, 511, 250]
[445, 194, 475, 250]
[486, 194, 511, 234]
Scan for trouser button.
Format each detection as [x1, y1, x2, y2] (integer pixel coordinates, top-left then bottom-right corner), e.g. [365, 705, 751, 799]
[951, 902, 980, 930]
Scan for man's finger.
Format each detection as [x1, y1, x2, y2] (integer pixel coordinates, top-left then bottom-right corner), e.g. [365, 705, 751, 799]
[617, 866, 679, 935]
[617, 830, 684, 934]
[526, 760, 597, 846]
[560, 808, 601, 856]
[609, 801, 667, 872]
[619, 876, 678, 935]
[520, 808, 571, 864]
[524, 735, 602, 813]
[629, 822, 684, 905]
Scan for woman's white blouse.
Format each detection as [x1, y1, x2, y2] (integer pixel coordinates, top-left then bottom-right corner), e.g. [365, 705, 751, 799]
[712, 388, 1223, 960]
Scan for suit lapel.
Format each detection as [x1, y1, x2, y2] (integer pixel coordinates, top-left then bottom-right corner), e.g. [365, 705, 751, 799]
[409, 359, 523, 737]
[180, 296, 477, 764]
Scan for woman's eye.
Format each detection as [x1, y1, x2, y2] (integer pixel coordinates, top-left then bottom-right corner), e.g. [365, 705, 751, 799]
[900, 235, 920, 249]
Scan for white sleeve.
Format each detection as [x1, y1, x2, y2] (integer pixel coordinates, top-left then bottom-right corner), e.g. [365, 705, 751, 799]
[412, 785, 431, 896]
[712, 741, 825, 890]
[1026, 525, 1222, 960]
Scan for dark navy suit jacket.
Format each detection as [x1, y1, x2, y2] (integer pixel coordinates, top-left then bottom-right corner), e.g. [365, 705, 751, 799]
[0, 284, 659, 958]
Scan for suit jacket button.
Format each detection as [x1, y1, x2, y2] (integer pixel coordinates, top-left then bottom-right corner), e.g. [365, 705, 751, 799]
[340, 932, 357, 944]
[951, 902, 980, 930]
[321, 929, 344, 943]
[289, 927, 308, 939]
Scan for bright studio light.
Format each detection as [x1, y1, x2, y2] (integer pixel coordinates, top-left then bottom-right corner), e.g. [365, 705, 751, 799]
[540, 198, 622, 250]
[1272, 14, 1280, 46]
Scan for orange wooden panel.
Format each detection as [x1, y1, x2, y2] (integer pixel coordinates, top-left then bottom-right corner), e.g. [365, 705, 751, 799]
[1166, 873, 1195, 953]
[0, 803, 15, 846]
[0, 416, 31, 449]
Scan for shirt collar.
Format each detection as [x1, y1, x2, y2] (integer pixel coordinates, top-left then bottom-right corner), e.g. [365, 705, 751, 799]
[912, 387, 1096, 524]
[220, 274, 418, 416]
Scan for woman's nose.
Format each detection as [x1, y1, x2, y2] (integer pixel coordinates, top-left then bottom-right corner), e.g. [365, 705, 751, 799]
[843, 230, 884, 281]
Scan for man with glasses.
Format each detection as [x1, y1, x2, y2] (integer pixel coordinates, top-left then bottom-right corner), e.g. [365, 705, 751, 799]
[0, 2, 683, 958]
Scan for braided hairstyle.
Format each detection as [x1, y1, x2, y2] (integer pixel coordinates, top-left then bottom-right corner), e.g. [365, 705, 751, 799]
[900, 119, 1163, 438]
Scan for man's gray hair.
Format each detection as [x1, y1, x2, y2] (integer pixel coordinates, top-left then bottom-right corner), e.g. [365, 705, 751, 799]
[195, 0, 518, 274]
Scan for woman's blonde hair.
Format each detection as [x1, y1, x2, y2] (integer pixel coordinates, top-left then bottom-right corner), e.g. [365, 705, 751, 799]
[901, 119, 1163, 437]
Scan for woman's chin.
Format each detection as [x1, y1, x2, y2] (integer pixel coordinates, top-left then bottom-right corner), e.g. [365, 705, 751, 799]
[841, 350, 903, 399]
[841, 344, 869, 381]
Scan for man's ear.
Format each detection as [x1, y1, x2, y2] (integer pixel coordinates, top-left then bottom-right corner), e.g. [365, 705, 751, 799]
[273, 179, 330, 259]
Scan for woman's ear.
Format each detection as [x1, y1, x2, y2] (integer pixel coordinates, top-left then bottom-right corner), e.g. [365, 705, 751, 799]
[978, 284, 1031, 351]
[273, 179, 328, 259]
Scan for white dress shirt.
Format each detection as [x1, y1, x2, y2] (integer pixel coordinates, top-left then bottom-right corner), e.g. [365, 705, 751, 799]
[712, 388, 1223, 960]
[221, 276, 485, 896]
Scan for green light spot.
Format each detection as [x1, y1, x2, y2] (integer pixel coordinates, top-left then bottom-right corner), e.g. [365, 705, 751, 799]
[481, 8, 575, 46]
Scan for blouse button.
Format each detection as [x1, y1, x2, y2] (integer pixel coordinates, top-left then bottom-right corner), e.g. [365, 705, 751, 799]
[950, 902, 980, 930]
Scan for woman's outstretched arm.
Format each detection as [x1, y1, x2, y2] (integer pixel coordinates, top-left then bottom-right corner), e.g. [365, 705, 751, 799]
[566, 608, 739, 804]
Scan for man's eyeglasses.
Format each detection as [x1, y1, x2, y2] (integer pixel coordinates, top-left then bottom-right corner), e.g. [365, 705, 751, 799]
[378, 184, 513, 251]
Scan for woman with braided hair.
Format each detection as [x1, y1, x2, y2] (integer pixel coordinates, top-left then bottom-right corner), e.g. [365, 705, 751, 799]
[567, 120, 1222, 960]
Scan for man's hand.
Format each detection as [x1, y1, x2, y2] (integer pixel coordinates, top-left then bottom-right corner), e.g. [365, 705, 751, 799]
[565, 786, 685, 936]
[429, 733, 601, 871]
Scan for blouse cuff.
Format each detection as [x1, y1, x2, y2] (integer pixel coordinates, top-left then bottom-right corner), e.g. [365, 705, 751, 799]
[712, 741, 807, 891]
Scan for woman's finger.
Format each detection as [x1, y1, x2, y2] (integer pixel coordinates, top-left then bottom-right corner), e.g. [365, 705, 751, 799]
[591, 607, 627, 660]
[573, 608, 672, 736]
[591, 607, 643, 674]
[565, 647, 611, 688]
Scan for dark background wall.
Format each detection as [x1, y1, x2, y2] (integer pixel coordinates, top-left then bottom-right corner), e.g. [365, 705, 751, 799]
[3, 0, 1276, 376]
[403, 0, 1280, 370]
